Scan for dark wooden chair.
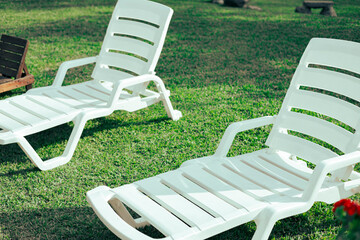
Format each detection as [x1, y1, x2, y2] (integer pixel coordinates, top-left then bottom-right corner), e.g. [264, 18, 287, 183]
[0, 34, 34, 93]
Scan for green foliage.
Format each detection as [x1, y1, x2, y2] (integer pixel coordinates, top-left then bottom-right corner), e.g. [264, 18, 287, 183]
[0, 0, 360, 239]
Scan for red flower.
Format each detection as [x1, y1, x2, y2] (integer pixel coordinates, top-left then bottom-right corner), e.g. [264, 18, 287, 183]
[346, 203, 358, 216]
[333, 199, 352, 212]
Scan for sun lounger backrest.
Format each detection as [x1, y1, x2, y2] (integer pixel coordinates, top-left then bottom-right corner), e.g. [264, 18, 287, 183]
[0, 34, 29, 79]
[92, 0, 173, 83]
[266, 38, 360, 173]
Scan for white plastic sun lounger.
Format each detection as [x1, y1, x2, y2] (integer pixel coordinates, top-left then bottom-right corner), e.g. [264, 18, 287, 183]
[0, 0, 181, 171]
[87, 38, 360, 240]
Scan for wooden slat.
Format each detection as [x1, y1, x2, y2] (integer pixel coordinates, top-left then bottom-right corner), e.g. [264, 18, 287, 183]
[0, 75, 34, 93]
[0, 77, 13, 84]
[0, 65, 18, 78]
[0, 111, 25, 130]
[1, 34, 27, 47]
[112, 185, 192, 237]
[288, 90, 360, 129]
[10, 96, 61, 120]
[0, 101, 44, 126]
[297, 67, 360, 102]
[108, 20, 159, 44]
[0, 57, 21, 70]
[278, 111, 353, 152]
[160, 171, 240, 221]
[267, 132, 338, 164]
[181, 166, 266, 211]
[136, 177, 219, 230]
[26, 94, 76, 114]
[0, 41, 25, 55]
[0, 49, 23, 62]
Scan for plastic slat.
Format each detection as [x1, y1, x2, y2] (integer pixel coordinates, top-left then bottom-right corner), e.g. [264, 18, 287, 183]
[241, 157, 309, 191]
[104, 36, 153, 60]
[0, 101, 44, 126]
[26, 94, 76, 114]
[108, 20, 158, 44]
[181, 166, 265, 211]
[72, 84, 110, 102]
[268, 132, 338, 164]
[0, 112, 25, 130]
[160, 171, 240, 221]
[117, 8, 164, 26]
[304, 50, 360, 75]
[297, 67, 360, 102]
[92, 66, 134, 83]
[206, 163, 278, 200]
[278, 111, 352, 152]
[136, 177, 221, 230]
[9, 96, 61, 120]
[288, 90, 360, 129]
[98, 52, 147, 75]
[87, 83, 112, 96]
[59, 88, 103, 105]
[225, 159, 302, 196]
[112, 185, 192, 237]
[300, 38, 360, 74]
[256, 153, 311, 181]
[43, 90, 88, 108]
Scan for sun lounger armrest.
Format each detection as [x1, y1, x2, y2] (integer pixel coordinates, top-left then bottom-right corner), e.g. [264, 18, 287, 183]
[303, 150, 360, 202]
[108, 74, 166, 108]
[87, 186, 156, 240]
[214, 116, 276, 158]
[52, 56, 98, 87]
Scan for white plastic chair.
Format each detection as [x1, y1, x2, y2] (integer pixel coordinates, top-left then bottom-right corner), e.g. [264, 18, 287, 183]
[87, 38, 360, 240]
[0, 0, 181, 171]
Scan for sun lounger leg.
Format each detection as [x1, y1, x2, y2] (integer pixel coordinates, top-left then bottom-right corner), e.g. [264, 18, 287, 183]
[154, 79, 182, 121]
[16, 116, 87, 171]
[252, 213, 277, 240]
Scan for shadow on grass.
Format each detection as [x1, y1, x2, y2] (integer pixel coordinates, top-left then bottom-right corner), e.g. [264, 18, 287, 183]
[0, 205, 339, 239]
[0, 113, 170, 169]
[0, 207, 118, 239]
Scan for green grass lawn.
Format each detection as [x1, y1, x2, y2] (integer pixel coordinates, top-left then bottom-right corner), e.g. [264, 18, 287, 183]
[1, 0, 360, 239]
